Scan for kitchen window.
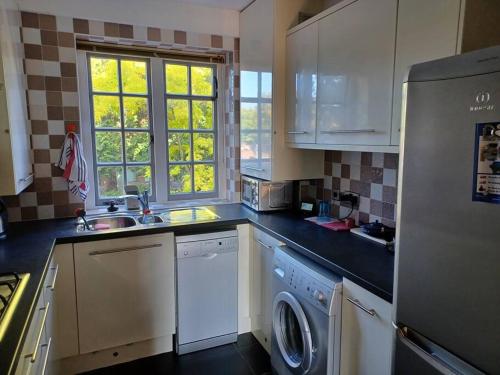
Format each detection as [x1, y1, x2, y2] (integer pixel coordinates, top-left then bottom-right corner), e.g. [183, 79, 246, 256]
[88, 55, 154, 204]
[79, 51, 223, 207]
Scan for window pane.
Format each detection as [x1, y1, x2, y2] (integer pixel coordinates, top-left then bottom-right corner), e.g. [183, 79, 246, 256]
[121, 60, 147, 94]
[194, 164, 215, 192]
[93, 95, 121, 128]
[241, 102, 258, 130]
[90, 57, 119, 93]
[169, 164, 192, 194]
[165, 64, 188, 95]
[261, 72, 272, 98]
[241, 71, 258, 98]
[192, 100, 213, 130]
[168, 133, 191, 162]
[124, 97, 149, 129]
[191, 66, 213, 96]
[95, 131, 123, 162]
[241, 132, 258, 160]
[262, 131, 272, 159]
[167, 99, 190, 130]
[97, 166, 124, 197]
[193, 133, 214, 161]
[261, 103, 272, 129]
[125, 132, 150, 162]
[126, 165, 151, 193]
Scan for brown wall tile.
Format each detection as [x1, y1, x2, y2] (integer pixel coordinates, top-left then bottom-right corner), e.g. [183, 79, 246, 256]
[47, 106, 63, 120]
[45, 76, 61, 91]
[60, 62, 76, 77]
[34, 149, 50, 163]
[174, 30, 187, 44]
[147, 27, 160, 41]
[41, 30, 58, 45]
[119, 24, 133, 39]
[21, 12, 39, 28]
[53, 191, 69, 205]
[27, 75, 45, 90]
[73, 18, 89, 34]
[33, 177, 52, 192]
[24, 44, 42, 59]
[51, 164, 63, 177]
[2, 195, 20, 208]
[37, 191, 53, 205]
[211, 35, 222, 48]
[42, 45, 59, 61]
[21, 207, 38, 220]
[63, 106, 79, 121]
[46, 91, 62, 106]
[341, 164, 350, 179]
[39, 14, 57, 30]
[58, 32, 75, 48]
[49, 134, 65, 149]
[62, 77, 78, 92]
[31, 120, 48, 134]
[384, 153, 398, 169]
[104, 22, 120, 37]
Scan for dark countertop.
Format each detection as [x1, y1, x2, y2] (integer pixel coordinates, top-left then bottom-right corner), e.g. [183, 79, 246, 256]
[0, 203, 394, 374]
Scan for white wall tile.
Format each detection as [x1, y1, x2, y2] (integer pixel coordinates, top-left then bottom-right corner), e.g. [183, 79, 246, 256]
[370, 183, 383, 201]
[56, 16, 74, 33]
[383, 168, 397, 187]
[22, 28, 41, 44]
[133, 25, 147, 41]
[359, 196, 370, 213]
[25, 59, 44, 75]
[52, 177, 68, 191]
[340, 178, 350, 192]
[34, 163, 52, 177]
[59, 47, 76, 63]
[332, 163, 341, 178]
[37, 205, 55, 219]
[29, 105, 48, 120]
[89, 20, 104, 36]
[372, 152, 384, 168]
[48, 120, 65, 135]
[62, 92, 79, 106]
[350, 164, 360, 181]
[50, 149, 61, 163]
[32, 134, 50, 149]
[28, 90, 46, 106]
[43, 61, 61, 77]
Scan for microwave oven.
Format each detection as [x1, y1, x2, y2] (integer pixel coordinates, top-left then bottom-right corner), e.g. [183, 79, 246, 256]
[241, 175, 292, 211]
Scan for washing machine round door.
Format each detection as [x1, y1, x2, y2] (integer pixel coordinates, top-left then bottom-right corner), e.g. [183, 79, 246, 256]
[273, 291, 313, 374]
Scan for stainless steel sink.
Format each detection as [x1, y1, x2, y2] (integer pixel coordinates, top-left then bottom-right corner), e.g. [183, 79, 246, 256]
[160, 207, 220, 224]
[85, 215, 137, 230]
[137, 215, 164, 224]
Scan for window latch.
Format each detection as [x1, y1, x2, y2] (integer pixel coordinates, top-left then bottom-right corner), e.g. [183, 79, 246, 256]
[214, 76, 218, 99]
[150, 134, 154, 144]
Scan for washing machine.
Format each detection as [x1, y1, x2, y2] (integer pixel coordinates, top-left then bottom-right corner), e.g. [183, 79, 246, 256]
[271, 246, 342, 375]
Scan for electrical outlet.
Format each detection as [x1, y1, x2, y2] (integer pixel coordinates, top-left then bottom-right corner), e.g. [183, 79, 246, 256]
[339, 192, 359, 207]
[332, 189, 340, 200]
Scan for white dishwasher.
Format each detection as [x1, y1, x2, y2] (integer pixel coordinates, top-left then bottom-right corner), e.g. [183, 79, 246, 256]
[175, 230, 238, 354]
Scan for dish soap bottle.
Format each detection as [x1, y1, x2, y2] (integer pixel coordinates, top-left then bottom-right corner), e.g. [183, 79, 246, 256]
[142, 209, 154, 225]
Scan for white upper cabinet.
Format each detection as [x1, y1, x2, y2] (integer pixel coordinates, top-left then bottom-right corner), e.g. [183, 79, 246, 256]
[240, 0, 325, 181]
[316, 0, 397, 147]
[286, 22, 318, 144]
[0, 0, 33, 195]
[391, 0, 461, 145]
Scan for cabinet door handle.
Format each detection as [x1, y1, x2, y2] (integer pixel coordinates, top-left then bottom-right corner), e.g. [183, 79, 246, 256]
[89, 243, 162, 256]
[47, 264, 59, 291]
[18, 173, 34, 183]
[346, 297, 376, 316]
[287, 131, 308, 134]
[245, 166, 265, 172]
[26, 302, 50, 363]
[40, 337, 52, 375]
[257, 239, 273, 249]
[320, 129, 376, 134]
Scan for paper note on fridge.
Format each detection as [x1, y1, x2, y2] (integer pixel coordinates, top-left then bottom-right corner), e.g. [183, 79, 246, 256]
[472, 122, 500, 204]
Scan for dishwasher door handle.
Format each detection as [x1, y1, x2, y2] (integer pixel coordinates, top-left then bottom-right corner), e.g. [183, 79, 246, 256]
[202, 252, 218, 260]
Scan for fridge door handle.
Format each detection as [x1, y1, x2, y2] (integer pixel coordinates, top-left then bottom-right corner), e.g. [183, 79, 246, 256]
[395, 325, 485, 375]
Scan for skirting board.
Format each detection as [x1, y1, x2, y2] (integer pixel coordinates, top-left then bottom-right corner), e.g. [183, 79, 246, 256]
[50, 335, 173, 374]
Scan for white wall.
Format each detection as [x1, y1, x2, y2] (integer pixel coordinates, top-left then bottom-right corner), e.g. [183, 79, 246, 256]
[17, 0, 240, 36]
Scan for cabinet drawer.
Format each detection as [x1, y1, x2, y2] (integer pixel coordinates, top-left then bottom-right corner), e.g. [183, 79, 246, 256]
[16, 294, 50, 375]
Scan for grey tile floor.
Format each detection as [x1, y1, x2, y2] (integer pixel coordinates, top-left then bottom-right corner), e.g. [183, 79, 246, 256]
[83, 333, 271, 375]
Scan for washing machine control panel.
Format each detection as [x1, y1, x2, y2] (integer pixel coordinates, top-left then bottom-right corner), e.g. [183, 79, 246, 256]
[274, 250, 337, 314]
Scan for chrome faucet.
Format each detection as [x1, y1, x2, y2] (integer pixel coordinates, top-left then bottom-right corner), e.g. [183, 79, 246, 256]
[119, 190, 149, 211]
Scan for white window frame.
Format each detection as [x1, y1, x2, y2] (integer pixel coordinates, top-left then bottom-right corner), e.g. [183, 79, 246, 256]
[77, 50, 226, 209]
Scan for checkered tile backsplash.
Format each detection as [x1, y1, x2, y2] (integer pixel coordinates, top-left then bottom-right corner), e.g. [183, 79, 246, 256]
[2, 11, 241, 222]
[300, 151, 399, 228]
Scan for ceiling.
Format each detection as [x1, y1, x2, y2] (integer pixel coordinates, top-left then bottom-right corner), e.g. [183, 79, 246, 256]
[173, 0, 253, 10]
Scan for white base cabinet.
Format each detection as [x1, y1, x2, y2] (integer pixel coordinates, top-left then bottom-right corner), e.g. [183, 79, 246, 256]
[249, 227, 284, 354]
[340, 278, 393, 375]
[73, 233, 175, 354]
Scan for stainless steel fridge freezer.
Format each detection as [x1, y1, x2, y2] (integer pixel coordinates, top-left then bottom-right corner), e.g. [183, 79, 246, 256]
[394, 46, 500, 374]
